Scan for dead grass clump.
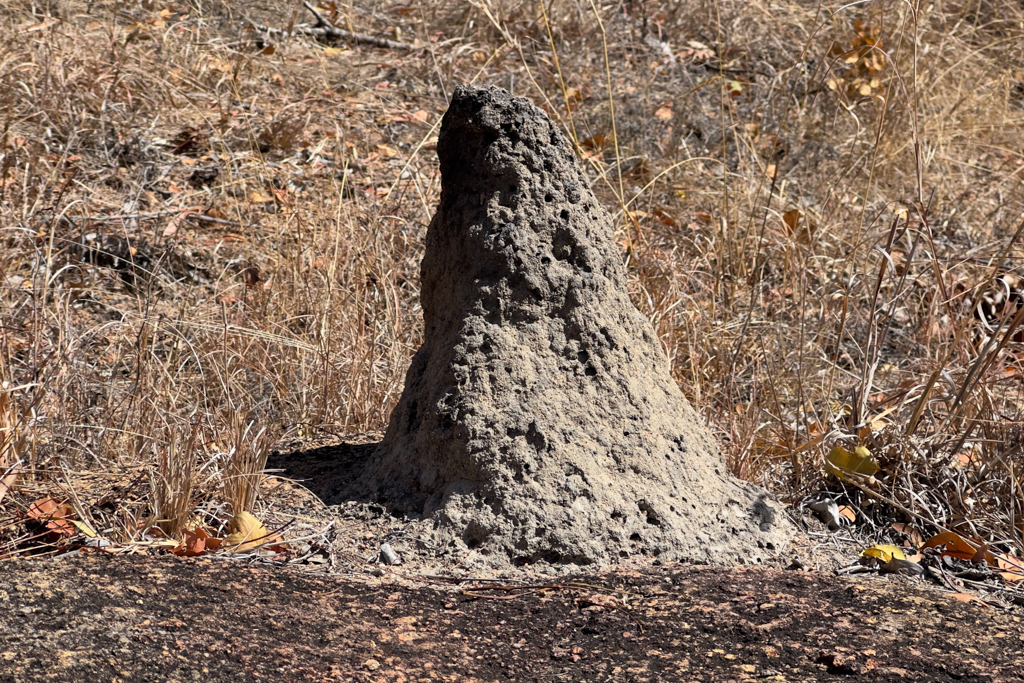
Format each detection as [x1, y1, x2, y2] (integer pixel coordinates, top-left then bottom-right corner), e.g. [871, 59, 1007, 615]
[0, 0, 1022, 564]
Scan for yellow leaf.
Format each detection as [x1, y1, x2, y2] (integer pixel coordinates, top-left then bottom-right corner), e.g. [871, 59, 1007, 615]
[324, 47, 343, 56]
[226, 511, 280, 552]
[861, 544, 905, 563]
[825, 445, 879, 480]
[69, 519, 97, 538]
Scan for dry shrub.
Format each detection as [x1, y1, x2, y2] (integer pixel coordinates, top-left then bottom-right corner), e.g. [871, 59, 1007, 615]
[219, 410, 272, 516]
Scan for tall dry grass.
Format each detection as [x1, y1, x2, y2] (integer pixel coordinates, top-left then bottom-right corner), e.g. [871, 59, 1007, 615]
[1, 0, 1022, 556]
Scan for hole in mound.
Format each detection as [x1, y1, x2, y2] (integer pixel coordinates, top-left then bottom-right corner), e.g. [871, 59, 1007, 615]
[638, 500, 662, 526]
[464, 520, 490, 550]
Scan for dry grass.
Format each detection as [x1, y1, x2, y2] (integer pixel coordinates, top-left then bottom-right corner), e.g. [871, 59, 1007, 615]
[1, 0, 1023, 559]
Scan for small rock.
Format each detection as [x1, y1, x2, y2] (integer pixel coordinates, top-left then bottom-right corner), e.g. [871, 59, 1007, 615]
[363, 658, 380, 671]
[379, 543, 400, 565]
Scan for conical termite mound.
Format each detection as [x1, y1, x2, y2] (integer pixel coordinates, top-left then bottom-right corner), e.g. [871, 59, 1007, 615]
[350, 84, 795, 568]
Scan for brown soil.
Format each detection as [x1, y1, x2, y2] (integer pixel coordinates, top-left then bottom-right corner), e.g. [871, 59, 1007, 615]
[1, 555, 1022, 683]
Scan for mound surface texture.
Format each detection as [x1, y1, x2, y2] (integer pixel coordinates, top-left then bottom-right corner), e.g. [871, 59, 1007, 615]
[354, 85, 794, 567]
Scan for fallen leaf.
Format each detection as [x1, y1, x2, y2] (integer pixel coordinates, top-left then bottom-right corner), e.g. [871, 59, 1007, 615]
[69, 519, 97, 538]
[825, 445, 879, 481]
[996, 556, 1024, 583]
[861, 544, 906, 563]
[654, 105, 673, 121]
[163, 207, 201, 237]
[783, 209, 801, 233]
[226, 511, 282, 552]
[922, 531, 996, 565]
[891, 523, 923, 547]
[172, 527, 226, 557]
[26, 497, 76, 537]
[837, 505, 857, 524]
[952, 592, 987, 605]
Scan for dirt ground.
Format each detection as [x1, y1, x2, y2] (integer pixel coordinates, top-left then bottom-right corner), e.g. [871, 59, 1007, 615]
[1, 554, 1022, 683]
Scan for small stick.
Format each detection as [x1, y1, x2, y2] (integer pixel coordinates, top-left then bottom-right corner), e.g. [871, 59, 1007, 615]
[184, 213, 245, 228]
[245, 5, 421, 52]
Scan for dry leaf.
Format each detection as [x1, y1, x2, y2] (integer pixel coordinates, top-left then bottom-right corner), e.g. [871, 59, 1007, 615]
[26, 497, 76, 537]
[891, 523, 923, 547]
[654, 105, 673, 121]
[163, 207, 201, 237]
[861, 544, 905, 563]
[825, 445, 879, 481]
[952, 592, 986, 605]
[837, 505, 857, 524]
[782, 209, 801, 233]
[996, 556, 1024, 583]
[69, 519, 97, 538]
[173, 527, 223, 557]
[922, 531, 996, 566]
[226, 511, 281, 552]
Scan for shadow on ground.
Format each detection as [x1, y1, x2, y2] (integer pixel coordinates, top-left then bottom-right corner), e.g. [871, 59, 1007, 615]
[267, 433, 381, 505]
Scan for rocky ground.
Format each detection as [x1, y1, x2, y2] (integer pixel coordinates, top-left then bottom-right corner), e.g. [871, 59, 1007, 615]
[1, 554, 1023, 682]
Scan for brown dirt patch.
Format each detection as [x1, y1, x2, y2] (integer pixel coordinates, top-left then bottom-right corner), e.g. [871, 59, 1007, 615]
[1, 556, 1022, 682]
